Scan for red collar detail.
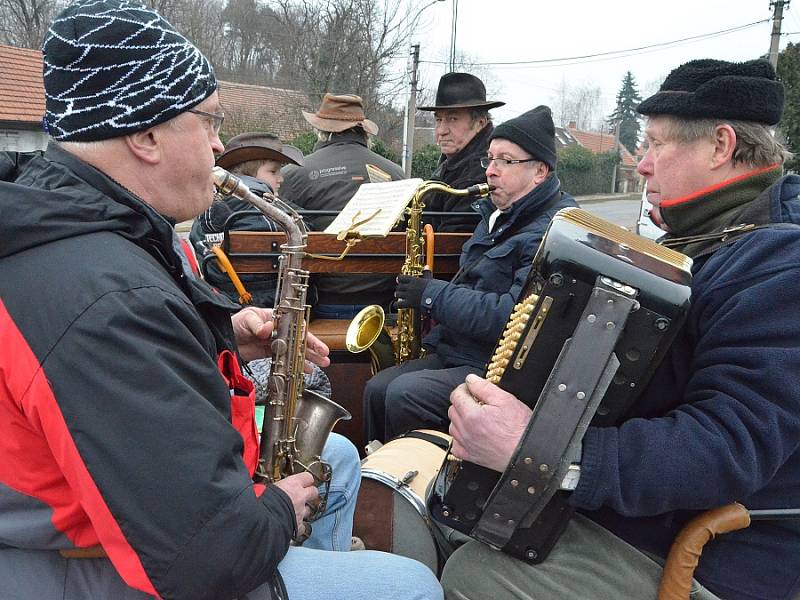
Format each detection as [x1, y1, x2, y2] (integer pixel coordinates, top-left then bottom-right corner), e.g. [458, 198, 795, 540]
[660, 163, 781, 209]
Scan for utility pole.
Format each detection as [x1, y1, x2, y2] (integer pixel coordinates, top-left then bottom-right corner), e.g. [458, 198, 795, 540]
[403, 44, 420, 178]
[610, 119, 621, 194]
[449, 0, 460, 71]
[769, 0, 790, 69]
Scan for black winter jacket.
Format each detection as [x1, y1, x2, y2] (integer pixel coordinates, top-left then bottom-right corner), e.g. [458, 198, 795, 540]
[0, 144, 294, 599]
[424, 123, 493, 233]
[421, 173, 576, 368]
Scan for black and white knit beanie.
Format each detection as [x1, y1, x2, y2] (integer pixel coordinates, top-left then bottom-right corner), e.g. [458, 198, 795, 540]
[41, 0, 217, 141]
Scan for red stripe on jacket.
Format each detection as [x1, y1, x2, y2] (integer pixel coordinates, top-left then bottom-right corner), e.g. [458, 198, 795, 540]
[0, 299, 160, 598]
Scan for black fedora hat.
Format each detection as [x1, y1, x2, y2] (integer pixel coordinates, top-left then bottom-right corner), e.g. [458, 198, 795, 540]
[418, 72, 505, 111]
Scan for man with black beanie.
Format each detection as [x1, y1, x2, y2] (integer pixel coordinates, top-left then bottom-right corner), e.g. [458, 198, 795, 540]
[0, 1, 442, 599]
[363, 105, 576, 444]
[441, 58, 800, 600]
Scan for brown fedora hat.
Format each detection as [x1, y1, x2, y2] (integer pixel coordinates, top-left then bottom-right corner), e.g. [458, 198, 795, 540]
[418, 72, 505, 111]
[302, 94, 379, 136]
[216, 132, 303, 169]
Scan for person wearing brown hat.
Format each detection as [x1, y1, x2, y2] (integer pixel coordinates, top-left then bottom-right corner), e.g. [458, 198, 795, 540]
[418, 72, 505, 232]
[0, 2, 444, 600]
[441, 59, 800, 600]
[190, 131, 333, 408]
[363, 105, 576, 445]
[280, 93, 406, 318]
[190, 131, 309, 309]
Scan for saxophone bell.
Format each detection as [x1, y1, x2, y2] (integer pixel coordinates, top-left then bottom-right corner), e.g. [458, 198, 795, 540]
[345, 305, 397, 375]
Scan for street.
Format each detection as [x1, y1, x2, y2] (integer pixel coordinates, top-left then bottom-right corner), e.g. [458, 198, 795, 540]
[577, 195, 642, 232]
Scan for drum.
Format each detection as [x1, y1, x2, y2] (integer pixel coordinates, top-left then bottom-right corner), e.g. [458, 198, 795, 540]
[353, 430, 451, 573]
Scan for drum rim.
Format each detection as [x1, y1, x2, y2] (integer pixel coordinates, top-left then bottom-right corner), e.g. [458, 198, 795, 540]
[360, 469, 428, 517]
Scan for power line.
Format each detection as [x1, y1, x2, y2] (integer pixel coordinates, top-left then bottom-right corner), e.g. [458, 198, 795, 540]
[421, 19, 769, 68]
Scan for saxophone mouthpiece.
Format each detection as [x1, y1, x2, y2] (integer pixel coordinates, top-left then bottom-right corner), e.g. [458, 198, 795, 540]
[211, 166, 241, 197]
[466, 183, 495, 196]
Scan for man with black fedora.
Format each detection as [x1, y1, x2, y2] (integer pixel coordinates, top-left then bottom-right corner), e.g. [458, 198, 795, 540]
[363, 105, 576, 444]
[441, 58, 800, 600]
[0, 1, 443, 599]
[281, 94, 405, 319]
[418, 72, 504, 232]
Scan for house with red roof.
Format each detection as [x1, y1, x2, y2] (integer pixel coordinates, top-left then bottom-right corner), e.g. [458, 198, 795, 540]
[555, 120, 643, 193]
[0, 43, 314, 152]
[0, 44, 47, 151]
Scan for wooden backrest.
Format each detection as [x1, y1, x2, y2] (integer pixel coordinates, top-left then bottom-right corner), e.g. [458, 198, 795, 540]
[224, 231, 470, 276]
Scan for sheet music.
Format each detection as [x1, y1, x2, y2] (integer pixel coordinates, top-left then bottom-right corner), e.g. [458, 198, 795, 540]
[324, 178, 423, 237]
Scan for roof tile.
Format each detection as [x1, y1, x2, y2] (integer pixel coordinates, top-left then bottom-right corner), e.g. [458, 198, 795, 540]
[0, 43, 314, 141]
[0, 44, 45, 124]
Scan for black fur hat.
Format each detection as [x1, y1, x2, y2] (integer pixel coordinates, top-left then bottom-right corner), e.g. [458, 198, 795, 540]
[637, 58, 784, 125]
[490, 105, 557, 170]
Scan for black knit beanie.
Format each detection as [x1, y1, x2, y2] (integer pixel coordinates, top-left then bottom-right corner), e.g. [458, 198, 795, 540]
[490, 105, 557, 169]
[41, 0, 217, 141]
[637, 58, 784, 125]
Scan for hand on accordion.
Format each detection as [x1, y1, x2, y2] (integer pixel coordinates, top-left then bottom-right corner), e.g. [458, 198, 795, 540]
[448, 374, 532, 473]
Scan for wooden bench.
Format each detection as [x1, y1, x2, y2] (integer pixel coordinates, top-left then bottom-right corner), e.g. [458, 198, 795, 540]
[223, 229, 470, 453]
[224, 230, 468, 276]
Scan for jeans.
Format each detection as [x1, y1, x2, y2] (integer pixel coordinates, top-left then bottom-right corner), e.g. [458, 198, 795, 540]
[275, 432, 443, 600]
[302, 432, 359, 552]
[312, 303, 370, 320]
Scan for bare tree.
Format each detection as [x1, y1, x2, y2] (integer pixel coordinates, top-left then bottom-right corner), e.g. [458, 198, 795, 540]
[0, 0, 62, 48]
[551, 80, 604, 131]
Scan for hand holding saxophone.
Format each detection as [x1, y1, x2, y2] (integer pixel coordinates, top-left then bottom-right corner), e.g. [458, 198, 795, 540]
[448, 374, 532, 473]
[274, 472, 321, 536]
[394, 274, 430, 309]
[232, 306, 331, 370]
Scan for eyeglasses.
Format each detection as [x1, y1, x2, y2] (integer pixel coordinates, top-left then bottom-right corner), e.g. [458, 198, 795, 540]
[187, 108, 225, 134]
[480, 156, 539, 169]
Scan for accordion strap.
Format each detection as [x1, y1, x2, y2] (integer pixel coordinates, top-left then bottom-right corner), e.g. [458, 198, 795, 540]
[472, 279, 637, 549]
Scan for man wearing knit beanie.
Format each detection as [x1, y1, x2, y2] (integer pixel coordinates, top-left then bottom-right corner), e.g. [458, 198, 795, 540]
[442, 59, 800, 600]
[364, 105, 576, 444]
[0, 2, 442, 600]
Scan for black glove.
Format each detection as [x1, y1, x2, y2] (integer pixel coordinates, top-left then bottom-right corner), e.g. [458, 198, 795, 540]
[395, 274, 430, 309]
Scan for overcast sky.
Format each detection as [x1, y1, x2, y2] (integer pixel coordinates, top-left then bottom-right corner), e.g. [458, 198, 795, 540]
[406, 0, 799, 127]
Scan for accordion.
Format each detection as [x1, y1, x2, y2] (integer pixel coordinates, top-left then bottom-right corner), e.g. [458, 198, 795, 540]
[428, 207, 692, 563]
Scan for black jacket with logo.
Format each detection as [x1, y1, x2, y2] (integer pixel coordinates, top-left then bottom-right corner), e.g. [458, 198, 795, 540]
[280, 130, 406, 306]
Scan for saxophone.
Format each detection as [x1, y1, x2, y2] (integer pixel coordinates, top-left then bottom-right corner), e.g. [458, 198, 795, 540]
[347, 180, 493, 371]
[212, 168, 351, 511]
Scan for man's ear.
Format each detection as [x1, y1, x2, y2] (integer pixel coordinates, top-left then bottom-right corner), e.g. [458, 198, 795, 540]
[711, 124, 737, 169]
[532, 161, 550, 185]
[123, 127, 162, 165]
